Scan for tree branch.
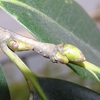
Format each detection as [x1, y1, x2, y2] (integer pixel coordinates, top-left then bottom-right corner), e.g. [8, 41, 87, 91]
[0, 27, 100, 81]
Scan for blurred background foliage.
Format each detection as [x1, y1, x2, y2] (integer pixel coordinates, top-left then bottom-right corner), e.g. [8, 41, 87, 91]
[10, 81, 29, 100]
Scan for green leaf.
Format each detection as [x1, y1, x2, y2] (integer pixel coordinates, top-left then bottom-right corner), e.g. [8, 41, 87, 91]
[0, 0, 100, 80]
[34, 77, 100, 99]
[0, 64, 11, 100]
[67, 62, 98, 81]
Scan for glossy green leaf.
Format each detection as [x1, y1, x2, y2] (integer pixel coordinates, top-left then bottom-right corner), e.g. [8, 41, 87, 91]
[0, 64, 11, 100]
[35, 77, 100, 99]
[0, 0, 100, 80]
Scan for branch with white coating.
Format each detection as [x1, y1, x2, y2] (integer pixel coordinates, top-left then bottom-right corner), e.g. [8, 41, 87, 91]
[0, 27, 85, 64]
[1, 27, 100, 81]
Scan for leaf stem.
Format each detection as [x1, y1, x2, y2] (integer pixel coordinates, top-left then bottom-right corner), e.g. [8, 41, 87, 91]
[0, 42, 47, 100]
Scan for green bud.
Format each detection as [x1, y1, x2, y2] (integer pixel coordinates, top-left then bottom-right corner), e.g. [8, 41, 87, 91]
[7, 39, 33, 51]
[52, 51, 69, 64]
[62, 44, 86, 62]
